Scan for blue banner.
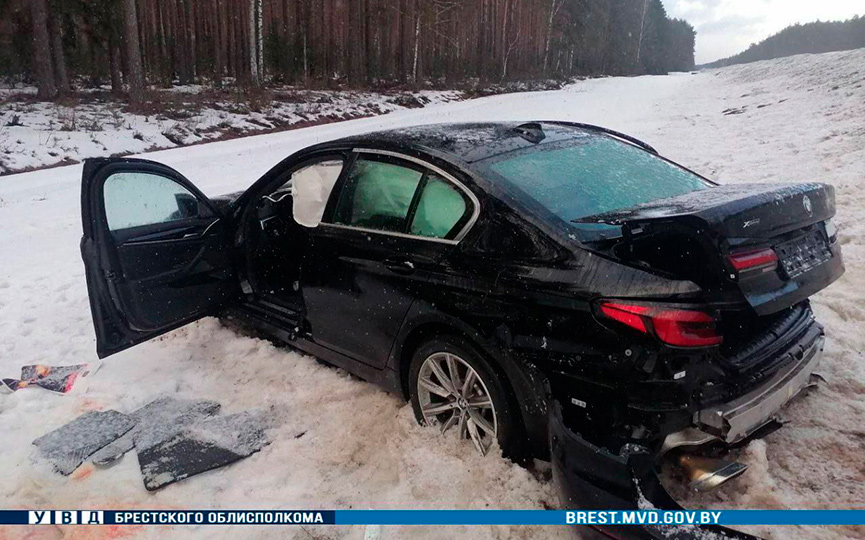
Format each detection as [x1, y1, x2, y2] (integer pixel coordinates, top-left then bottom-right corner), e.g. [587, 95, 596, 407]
[1, 509, 863, 526]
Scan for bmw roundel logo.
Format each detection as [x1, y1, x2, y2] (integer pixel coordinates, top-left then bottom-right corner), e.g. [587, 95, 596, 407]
[803, 195, 812, 215]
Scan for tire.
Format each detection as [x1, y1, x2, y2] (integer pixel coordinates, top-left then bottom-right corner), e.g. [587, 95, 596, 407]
[408, 334, 522, 459]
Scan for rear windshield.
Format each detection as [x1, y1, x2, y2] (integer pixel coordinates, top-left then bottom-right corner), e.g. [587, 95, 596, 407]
[483, 135, 712, 241]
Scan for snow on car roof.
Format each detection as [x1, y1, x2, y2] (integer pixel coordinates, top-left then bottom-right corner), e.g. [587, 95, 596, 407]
[333, 122, 595, 163]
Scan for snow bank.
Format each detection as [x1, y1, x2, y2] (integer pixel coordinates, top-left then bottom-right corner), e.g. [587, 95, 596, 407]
[0, 89, 461, 176]
[1, 48, 864, 540]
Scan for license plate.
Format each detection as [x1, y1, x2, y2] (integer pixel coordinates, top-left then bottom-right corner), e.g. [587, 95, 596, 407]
[776, 230, 831, 279]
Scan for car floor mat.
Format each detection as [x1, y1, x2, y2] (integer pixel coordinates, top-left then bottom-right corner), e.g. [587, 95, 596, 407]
[90, 396, 221, 466]
[138, 410, 270, 491]
[33, 410, 135, 475]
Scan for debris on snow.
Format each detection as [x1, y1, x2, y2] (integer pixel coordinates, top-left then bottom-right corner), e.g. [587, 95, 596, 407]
[33, 410, 135, 475]
[90, 396, 221, 466]
[32, 397, 268, 491]
[139, 410, 271, 491]
[0, 363, 96, 394]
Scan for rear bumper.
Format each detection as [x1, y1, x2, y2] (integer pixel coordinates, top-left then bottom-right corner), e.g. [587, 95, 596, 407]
[550, 400, 762, 540]
[697, 327, 824, 443]
[549, 320, 825, 540]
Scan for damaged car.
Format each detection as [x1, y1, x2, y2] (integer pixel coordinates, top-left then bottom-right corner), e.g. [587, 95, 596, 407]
[79, 122, 843, 539]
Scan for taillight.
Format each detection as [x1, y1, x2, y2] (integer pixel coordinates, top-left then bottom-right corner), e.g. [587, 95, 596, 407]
[727, 247, 778, 273]
[597, 301, 723, 348]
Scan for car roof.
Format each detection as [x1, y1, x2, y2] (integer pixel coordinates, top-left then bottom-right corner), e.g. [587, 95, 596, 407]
[330, 121, 630, 164]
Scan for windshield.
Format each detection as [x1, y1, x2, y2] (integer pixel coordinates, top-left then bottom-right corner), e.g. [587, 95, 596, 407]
[483, 135, 713, 241]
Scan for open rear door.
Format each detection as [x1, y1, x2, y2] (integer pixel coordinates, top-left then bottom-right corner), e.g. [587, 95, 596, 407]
[80, 158, 237, 358]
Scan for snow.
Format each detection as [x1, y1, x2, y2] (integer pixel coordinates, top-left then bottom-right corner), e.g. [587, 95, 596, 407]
[181, 410, 270, 457]
[1, 47, 865, 540]
[0, 89, 461, 175]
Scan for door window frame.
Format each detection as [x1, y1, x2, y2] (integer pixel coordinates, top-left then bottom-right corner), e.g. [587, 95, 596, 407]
[320, 148, 480, 245]
[90, 162, 222, 242]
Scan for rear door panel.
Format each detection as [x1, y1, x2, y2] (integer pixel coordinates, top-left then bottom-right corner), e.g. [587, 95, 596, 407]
[300, 150, 468, 369]
[302, 224, 445, 368]
[81, 158, 237, 358]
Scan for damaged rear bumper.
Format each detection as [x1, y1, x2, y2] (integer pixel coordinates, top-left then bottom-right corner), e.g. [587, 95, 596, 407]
[698, 329, 824, 444]
[547, 307, 827, 538]
[550, 400, 762, 540]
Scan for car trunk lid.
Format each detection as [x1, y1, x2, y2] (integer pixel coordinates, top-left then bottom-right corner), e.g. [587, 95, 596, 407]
[578, 183, 844, 315]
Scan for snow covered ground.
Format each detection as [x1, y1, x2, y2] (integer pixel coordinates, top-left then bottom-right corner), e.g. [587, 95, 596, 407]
[0, 88, 462, 175]
[1, 48, 864, 540]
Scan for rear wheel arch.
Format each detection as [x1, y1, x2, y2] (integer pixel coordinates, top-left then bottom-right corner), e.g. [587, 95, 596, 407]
[394, 320, 533, 455]
[392, 316, 509, 397]
[396, 322, 461, 400]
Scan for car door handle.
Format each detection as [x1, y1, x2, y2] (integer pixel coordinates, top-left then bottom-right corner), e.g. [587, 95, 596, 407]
[182, 218, 222, 239]
[384, 258, 416, 275]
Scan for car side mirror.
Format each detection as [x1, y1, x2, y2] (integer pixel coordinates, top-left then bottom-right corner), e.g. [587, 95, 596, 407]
[174, 192, 212, 219]
[175, 192, 198, 218]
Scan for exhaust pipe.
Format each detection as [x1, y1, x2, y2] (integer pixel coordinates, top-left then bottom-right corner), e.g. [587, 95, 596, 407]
[677, 454, 748, 492]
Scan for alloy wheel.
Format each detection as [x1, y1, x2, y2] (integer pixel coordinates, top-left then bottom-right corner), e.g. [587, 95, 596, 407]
[416, 352, 497, 455]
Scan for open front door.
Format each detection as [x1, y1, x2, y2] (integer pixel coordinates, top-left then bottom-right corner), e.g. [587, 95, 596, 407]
[80, 158, 237, 358]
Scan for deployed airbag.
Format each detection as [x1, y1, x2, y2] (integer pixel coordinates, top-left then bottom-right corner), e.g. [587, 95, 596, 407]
[292, 160, 344, 227]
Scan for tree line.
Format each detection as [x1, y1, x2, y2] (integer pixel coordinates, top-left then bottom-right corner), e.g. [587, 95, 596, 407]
[702, 15, 865, 69]
[0, 0, 696, 102]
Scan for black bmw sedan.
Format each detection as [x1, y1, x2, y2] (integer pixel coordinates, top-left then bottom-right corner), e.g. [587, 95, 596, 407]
[80, 122, 843, 539]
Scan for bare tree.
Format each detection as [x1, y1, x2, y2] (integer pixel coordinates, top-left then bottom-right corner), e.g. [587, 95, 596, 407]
[48, 4, 71, 94]
[635, 0, 649, 65]
[30, 0, 57, 99]
[4, 0, 699, 97]
[411, 9, 421, 83]
[123, 0, 146, 103]
[501, 28, 520, 81]
[248, 0, 262, 85]
[108, 33, 124, 95]
[542, 0, 564, 74]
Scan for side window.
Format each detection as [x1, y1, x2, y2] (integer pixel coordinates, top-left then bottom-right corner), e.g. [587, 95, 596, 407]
[289, 158, 344, 227]
[103, 172, 209, 231]
[410, 173, 469, 239]
[332, 157, 424, 233]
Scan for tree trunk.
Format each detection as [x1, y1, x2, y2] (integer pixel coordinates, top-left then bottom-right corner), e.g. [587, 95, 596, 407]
[48, 6, 71, 94]
[108, 34, 124, 94]
[256, 0, 263, 80]
[636, 0, 649, 66]
[178, 0, 196, 84]
[282, 0, 293, 81]
[214, 0, 225, 84]
[363, 0, 373, 82]
[543, 0, 562, 75]
[30, 0, 57, 99]
[123, 0, 146, 103]
[411, 13, 420, 83]
[248, 0, 261, 85]
[186, 0, 197, 83]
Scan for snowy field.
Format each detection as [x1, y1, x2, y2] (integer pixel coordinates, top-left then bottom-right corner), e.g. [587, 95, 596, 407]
[1, 48, 864, 540]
